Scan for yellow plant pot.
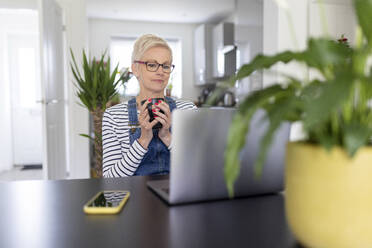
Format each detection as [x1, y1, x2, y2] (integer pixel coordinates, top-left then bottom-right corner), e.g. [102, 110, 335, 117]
[285, 142, 372, 248]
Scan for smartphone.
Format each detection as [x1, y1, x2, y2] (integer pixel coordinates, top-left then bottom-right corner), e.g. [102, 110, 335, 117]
[83, 190, 130, 214]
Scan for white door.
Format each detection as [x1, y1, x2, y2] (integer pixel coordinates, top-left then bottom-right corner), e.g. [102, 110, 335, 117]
[38, 0, 67, 179]
[8, 33, 43, 166]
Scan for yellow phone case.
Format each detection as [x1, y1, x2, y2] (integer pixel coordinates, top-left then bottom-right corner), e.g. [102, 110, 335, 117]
[83, 190, 130, 214]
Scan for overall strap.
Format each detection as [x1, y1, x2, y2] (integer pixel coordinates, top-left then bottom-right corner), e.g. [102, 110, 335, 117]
[165, 96, 177, 112]
[127, 97, 138, 126]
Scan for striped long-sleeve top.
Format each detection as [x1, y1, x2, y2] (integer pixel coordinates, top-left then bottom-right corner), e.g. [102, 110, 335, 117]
[102, 98, 197, 178]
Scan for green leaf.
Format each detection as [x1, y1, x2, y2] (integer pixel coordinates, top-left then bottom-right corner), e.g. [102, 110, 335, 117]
[224, 84, 288, 197]
[82, 50, 91, 85]
[232, 51, 300, 83]
[70, 48, 83, 80]
[229, 38, 351, 88]
[238, 84, 285, 115]
[354, 0, 372, 47]
[225, 113, 252, 198]
[309, 123, 339, 151]
[254, 120, 282, 178]
[70, 48, 130, 114]
[79, 133, 94, 141]
[70, 62, 83, 85]
[303, 72, 353, 130]
[344, 122, 372, 156]
[78, 92, 91, 110]
[305, 38, 351, 73]
[254, 96, 297, 178]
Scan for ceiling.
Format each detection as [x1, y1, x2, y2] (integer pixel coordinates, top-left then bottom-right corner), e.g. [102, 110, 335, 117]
[86, 0, 236, 24]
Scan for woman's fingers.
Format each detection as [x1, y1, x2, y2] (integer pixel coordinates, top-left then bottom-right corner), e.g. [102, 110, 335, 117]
[140, 117, 151, 130]
[154, 113, 166, 123]
[155, 100, 170, 117]
[148, 118, 159, 128]
[155, 115, 167, 127]
[140, 100, 151, 117]
[138, 101, 153, 131]
[154, 100, 171, 127]
[139, 99, 150, 113]
[153, 110, 171, 129]
[138, 108, 149, 124]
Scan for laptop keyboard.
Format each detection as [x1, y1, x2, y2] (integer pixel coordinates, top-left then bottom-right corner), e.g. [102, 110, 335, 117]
[162, 187, 170, 194]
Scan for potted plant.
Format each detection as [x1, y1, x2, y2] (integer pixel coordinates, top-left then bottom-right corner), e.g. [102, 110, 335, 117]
[70, 50, 131, 178]
[166, 82, 173, 97]
[216, 0, 372, 247]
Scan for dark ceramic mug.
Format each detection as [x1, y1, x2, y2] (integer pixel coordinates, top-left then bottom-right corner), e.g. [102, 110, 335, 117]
[140, 98, 166, 129]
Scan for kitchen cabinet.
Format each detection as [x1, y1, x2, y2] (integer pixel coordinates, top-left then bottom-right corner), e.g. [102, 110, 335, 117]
[212, 22, 236, 79]
[194, 24, 214, 85]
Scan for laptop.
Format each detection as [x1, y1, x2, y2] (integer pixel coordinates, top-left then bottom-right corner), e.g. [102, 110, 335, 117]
[147, 108, 290, 205]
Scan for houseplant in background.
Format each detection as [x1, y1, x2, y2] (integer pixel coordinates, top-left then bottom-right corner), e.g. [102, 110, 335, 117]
[70, 50, 131, 178]
[166, 82, 173, 97]
[211, 0, 372, 247]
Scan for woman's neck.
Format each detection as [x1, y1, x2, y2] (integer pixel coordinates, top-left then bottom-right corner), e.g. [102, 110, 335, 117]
[136, 91, 165, 105]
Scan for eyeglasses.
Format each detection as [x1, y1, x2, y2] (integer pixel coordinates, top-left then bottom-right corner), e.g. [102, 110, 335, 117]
[134, 60, 175, 73]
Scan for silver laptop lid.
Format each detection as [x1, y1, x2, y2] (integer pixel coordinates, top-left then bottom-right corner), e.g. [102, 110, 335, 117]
[169, 108, 290, 204]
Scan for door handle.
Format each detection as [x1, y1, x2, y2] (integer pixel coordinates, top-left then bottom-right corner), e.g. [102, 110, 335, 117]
[36, 99, 60, 105]
[46, 99, 59, 105]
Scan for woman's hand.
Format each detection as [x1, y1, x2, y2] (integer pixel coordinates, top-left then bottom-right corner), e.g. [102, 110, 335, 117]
[154, 100, 172, 147]
[137, 99, 159, 149]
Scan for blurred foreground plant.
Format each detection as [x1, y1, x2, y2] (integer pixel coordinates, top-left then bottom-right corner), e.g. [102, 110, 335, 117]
[210, 0, 372, 197]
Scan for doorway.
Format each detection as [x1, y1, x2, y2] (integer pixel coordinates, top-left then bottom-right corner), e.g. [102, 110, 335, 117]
[8, 33, 43, 168]
[0, 9, 42, 181]
[0, 0, 70, 181]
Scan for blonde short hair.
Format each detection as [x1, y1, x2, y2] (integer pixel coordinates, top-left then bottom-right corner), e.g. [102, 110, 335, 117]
[131, 34, 173, 63]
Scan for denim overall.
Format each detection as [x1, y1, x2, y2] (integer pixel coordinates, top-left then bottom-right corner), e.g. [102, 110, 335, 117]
[128, 97, 177, 176]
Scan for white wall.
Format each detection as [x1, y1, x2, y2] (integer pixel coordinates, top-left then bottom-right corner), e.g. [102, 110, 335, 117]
[232, 0, 264, 98]
[0, 10, 39, 172]
[88, 18, 199, 101]
[235, 25, 263, 96]
[235, 23, 263, 60]
[236, 0, 263, 26]
[262, 0, 356, 141]
[309, 1, 356, 44]
[263, 0, 310, 141]
[0, 0, 37, 9]
[56, 0, 90, 179]
[263, 0, 308, 88]
[263, 0, 356, 86]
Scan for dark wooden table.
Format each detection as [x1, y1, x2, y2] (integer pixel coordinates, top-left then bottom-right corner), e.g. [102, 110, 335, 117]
[0, 175, 299, 248]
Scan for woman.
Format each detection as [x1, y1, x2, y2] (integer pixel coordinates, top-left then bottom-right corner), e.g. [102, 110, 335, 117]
[102, 34, 196, 177]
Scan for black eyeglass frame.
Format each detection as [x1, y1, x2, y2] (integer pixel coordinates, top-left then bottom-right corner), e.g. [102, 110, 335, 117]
[134, 60, 175, 73]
